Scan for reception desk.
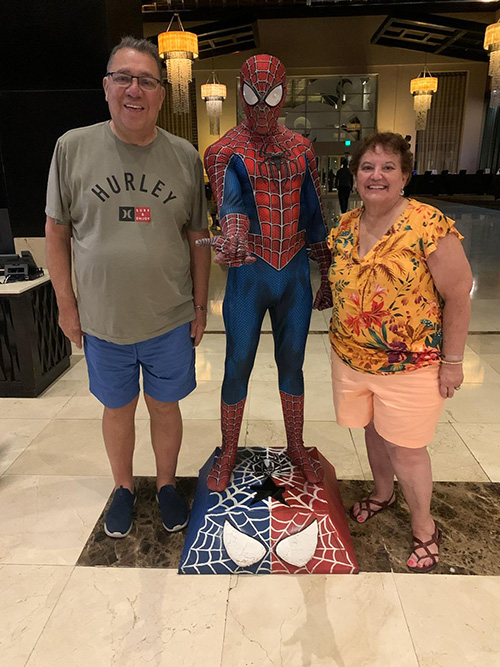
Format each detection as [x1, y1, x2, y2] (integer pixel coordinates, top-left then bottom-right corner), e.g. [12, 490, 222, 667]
[0, 273, 71, 397]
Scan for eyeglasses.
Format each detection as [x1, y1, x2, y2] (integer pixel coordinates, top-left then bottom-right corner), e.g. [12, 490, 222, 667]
[106, 71, 162, 91]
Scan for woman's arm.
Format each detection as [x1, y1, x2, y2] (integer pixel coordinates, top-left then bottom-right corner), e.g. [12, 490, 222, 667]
[426, 233, 473, 398]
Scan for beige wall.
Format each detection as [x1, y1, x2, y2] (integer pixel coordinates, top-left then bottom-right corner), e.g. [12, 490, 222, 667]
[146, 15, 490, 172]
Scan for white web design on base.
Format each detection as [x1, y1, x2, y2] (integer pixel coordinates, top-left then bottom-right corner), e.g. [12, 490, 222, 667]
[180, 447, 356, 574]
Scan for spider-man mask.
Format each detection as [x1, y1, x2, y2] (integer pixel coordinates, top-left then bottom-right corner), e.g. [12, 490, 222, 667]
[240, 54, 287, 135]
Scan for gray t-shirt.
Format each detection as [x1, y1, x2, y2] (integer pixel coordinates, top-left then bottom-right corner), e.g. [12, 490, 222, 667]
[46, 122, 207, 344]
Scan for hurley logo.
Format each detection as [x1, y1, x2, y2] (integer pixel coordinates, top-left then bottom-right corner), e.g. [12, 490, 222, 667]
[119, 207, 151, 223]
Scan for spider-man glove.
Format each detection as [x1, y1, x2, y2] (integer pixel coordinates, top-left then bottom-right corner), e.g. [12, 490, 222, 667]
[310, 240, 333, 311]
[205, 213, 255, 267]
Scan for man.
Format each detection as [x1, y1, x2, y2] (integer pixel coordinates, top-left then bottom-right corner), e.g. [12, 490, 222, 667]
[45, 37, 210, 537]
[335, 158, 354, 214]
[202, 54, 332, 492]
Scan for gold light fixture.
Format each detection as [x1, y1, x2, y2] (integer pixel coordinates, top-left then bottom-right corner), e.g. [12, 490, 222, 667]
[158, 13, 199, 114]
[410, 68, 438, 130]
[484, 20, 500, 108]
[201, 72, 227, 135]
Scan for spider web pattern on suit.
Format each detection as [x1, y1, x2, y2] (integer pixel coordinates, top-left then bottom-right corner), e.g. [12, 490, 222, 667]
[205, 124, 326, 270]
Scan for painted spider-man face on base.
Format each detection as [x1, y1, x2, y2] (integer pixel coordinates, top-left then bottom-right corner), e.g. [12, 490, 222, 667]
[179, 447, 358, 575]
[240, 54, 287, 135]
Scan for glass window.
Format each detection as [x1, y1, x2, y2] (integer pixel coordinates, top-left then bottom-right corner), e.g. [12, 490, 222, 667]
[237, 74, 377, 147]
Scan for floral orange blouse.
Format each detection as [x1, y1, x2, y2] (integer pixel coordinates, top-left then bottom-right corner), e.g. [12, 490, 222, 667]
[327, 198, 463, 374]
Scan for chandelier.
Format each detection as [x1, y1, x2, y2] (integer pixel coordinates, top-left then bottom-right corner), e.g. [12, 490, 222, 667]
[201, 73, 227, 135]
[410, 69, 438, 130]
[484, 20, 500, 108]
[158, 13, 199, 114]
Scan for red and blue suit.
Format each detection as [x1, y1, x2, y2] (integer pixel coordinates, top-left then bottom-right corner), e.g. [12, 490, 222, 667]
[203, 55, 332, 491]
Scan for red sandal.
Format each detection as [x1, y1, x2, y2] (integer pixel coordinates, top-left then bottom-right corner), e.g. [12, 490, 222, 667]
[407, 527, 443, 573]
[349, 490, 396, 523]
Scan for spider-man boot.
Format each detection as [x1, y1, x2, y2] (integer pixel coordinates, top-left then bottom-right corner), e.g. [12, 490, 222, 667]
[207, 398, 246, 492]
[280, 391, 324, 483]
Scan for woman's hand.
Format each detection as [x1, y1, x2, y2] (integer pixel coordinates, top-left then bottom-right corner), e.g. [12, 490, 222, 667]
[438, 363, 464, 399]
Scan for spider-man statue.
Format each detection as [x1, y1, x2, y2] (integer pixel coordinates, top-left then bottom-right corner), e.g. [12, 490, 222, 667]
[202, 54, 333, 492]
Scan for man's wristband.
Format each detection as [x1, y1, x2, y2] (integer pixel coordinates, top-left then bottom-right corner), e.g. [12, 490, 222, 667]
[194, 304, 207, 312]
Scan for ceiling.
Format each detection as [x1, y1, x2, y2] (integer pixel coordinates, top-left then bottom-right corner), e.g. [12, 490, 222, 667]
[144, 0, 499, 61]
[142, 0, 500, 22]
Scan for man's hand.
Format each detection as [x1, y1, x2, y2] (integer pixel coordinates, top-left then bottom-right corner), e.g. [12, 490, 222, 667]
[58, 301, 83, 348]
[438, 363, 464, 399]
[190, 308, 207, 347]
[313, 282, 333, 311]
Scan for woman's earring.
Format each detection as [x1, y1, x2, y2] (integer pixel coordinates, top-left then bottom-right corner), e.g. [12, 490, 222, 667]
[400, 188, 405, 196]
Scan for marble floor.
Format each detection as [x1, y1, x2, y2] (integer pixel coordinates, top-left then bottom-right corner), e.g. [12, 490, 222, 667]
[1, 198, 500, 666]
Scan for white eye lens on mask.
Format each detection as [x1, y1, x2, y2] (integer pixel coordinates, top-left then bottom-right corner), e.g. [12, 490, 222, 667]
[275, 520, 318, 567]
[242, 83, 259, 106]
[223, 520, 266, 566]
[264, 84, 283, 108]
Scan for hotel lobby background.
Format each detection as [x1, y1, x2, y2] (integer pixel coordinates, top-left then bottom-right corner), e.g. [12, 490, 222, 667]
[2, 1, 500, 665]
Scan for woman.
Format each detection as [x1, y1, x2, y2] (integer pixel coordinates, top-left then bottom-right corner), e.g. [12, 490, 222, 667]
[327, 132, 472, 573]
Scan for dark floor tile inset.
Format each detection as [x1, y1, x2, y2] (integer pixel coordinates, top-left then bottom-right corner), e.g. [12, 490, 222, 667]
[77, 477, 196, 569]
[78, 477, 500, 576]
[339, 480, 500, 576]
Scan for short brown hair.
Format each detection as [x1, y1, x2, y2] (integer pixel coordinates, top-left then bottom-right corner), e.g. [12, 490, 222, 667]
[350, 132, 413, 181]
[107, 36, 163, 79]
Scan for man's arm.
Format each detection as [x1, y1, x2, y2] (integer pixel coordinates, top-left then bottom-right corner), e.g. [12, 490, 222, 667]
[45, 216, 82, 348]
[187, 228, 211, 347]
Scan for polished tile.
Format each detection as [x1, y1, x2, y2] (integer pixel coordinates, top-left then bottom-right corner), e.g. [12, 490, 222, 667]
[442, 383, 500, 423]
[221, 573, 419, 667]
[466, 334, 500, 355]
[136, 419, 224, 477]
[41, 379, 87, 398]
[0, 419, 50, 476]
[6, 419, 143, 477]
[304, 382, 336, 420]
[247, 381, 335, 421]
[0, 564, 72, 667]
[53, 395, 103, 420]
[470, 299, 500, 332]
[59, 356, 89, 381]
[463, 347, 500, 384]
[480, 353, 500, 374]
[0, 397, 71, 420]
[179, 381, 221, 419]
[246, 381, 284, 420]
[0, 475, 112, 564]
[452, 423, 500, 482]
[302, 352, 335, 382]
[349, 423, 489, 482]
[195, 351, 225, 381]
[26, 567, 229, 667]
[4, 199, 500, 666]
[395, 574, 500, 666]
[428, 423, 490, 482]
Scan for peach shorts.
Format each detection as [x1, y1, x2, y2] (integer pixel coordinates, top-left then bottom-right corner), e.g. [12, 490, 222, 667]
[331, 351, 445, 448]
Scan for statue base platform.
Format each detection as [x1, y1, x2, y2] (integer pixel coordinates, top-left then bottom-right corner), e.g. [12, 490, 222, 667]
[179, 447, 358, 575]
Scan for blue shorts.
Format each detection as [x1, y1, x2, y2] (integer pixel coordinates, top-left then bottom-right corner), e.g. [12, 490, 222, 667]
[83, 323, 196, 409]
